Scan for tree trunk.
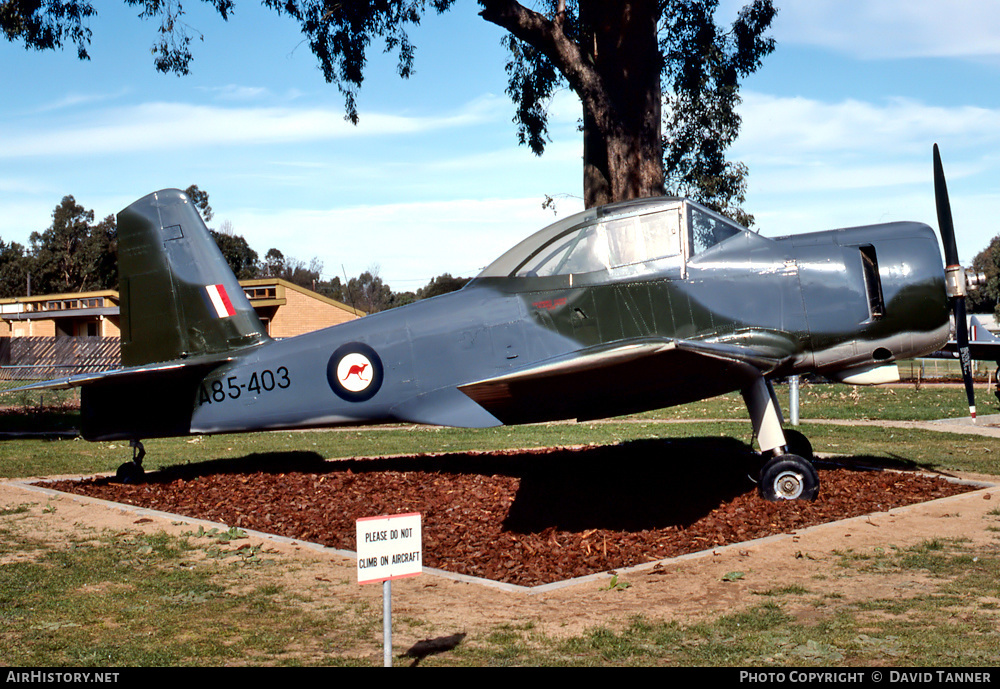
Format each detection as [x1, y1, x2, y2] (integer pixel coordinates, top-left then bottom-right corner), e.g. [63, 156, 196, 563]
[579, 0, 664, 208]
[480, 0, 665, 208]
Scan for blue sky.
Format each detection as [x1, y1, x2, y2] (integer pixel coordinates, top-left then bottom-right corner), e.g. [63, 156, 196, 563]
[2, 1, 1000, 292]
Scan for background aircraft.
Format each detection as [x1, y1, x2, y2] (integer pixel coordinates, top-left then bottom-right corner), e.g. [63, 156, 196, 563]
[938, 315, 1000, 400]
[8, 147, 978, 501]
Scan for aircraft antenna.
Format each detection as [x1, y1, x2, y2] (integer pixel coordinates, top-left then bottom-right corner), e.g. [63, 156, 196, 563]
[342, 264, 360, 316]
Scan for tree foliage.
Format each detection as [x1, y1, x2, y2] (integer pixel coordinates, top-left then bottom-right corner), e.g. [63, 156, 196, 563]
[209, 228, 258, 280]
[184, 183, 213, 223]
[1, 0, 95, 58]
[261, 0, 455, 124]
[661, 0, 775, 226]
[7, 1, 777, 218]
[417, 273, 470, 299]
[343, 268, 396, 314]
[970, 235, 1000, 319]
[260, 247, 326, 290]
[28, 195, 117, 295]
[0, 239, 30, 299]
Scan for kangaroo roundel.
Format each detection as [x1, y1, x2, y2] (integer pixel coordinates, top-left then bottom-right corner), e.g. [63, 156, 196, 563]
[328, 343, 383, 402]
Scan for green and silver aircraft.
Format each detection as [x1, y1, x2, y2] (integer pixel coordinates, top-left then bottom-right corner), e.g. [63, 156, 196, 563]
[11, 146, 979, 501]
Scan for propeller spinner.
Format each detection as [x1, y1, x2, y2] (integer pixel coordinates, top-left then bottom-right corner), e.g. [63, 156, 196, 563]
[933, 144, 982, 421]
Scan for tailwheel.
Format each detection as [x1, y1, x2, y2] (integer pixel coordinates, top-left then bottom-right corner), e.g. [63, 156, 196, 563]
[115, 462, 145, 484]
[115, 440, 146, 484]
[758, 454, 819, 501]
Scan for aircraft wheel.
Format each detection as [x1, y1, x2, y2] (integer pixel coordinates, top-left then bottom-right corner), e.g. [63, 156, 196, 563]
[782, 429, 814, 460]
[116, 462, 145, 484]
[758, 455, 819, 501]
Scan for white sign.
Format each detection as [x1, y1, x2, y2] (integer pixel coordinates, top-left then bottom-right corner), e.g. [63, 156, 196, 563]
[356, 512, 422, 585]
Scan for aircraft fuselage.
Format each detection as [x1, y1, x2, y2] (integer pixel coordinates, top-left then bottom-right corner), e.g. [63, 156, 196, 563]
[81, 212, 947, 441]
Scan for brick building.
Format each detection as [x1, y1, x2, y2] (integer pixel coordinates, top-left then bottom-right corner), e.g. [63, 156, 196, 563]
[239, 278, 364, 337]
[0, 291, 121, 338]
[0, 278, 362, 340]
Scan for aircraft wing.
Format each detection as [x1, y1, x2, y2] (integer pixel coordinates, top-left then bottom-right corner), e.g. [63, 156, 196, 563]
[458, 336, 784, 425]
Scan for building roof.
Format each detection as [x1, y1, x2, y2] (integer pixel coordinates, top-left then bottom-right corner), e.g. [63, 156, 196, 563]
[0, 280, 364, 326]
[240, 278, 365, 317]
[0, 291, 120, 320]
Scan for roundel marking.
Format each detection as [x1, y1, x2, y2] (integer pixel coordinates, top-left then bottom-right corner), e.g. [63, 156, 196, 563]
[328, 343, 383, 402]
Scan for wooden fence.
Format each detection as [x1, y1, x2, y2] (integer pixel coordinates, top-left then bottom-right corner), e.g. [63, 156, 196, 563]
[0, 337, 120, 380]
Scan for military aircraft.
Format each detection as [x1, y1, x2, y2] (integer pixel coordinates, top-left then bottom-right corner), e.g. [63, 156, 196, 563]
[940, 315, 1000, 397]
[8, 146, 979, 501]
[944, 315, 1000, 362]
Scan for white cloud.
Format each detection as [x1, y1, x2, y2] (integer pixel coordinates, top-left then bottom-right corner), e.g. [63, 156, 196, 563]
[736, 92, 1000, 169]
[198, 85, 272, 101]
[730, 91, 1000, 261]
[0, 94, 509, 159]
[23, 89, 132, 116]
[768, 0, 1000, 59]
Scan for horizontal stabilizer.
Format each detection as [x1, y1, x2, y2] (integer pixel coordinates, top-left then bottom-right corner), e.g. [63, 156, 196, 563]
[3, 356, 232, 393]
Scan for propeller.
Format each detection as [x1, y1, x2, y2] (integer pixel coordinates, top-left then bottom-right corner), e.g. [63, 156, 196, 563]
[933, 143, 977, 421]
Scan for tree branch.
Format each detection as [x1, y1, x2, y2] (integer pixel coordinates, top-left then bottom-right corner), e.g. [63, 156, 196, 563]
[478, 0, 603, 110]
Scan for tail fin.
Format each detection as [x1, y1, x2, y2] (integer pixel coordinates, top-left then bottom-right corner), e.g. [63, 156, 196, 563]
[117, 189, 269, 367]
[970, 315, 998, 342]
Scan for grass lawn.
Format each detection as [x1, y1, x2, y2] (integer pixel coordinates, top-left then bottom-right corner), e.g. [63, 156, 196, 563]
[2, 381, 1000, 666]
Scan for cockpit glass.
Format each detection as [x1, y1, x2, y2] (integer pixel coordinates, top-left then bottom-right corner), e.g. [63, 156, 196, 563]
[514, 210, 681, 277]
[515, 226, 610, 277]
[689, 206, 743, 255]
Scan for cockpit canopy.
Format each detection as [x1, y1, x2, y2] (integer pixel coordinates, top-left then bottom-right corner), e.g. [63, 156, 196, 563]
[477, 197, 747, 280]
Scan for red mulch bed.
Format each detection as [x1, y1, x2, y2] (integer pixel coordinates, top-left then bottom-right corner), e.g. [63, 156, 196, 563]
[44, 437, 977, 587]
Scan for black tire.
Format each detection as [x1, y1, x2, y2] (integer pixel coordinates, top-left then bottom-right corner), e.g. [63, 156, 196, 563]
[758, 454, 819, 501]
[116, 462, 145, 484]
[782, 429, 814, 460]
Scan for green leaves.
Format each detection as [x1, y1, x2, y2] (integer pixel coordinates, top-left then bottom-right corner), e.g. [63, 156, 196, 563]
[28, 195, 118, 295]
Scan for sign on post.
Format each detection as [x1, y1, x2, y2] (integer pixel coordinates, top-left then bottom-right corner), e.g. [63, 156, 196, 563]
[356, 512, 422, 585]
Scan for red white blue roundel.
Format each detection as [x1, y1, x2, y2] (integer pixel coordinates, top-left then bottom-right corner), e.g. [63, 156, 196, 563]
[328, 343, 383, 402]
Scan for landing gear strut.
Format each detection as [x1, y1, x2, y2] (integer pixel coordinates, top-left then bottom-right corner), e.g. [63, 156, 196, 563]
[116, 440, 146, 484]
[742, 376, 820, 501]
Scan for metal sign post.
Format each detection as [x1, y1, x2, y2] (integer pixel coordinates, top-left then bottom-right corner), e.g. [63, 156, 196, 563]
[356, 513, 422, 667]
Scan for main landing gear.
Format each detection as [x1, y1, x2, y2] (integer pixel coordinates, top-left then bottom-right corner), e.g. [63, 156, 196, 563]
[742, 378, 820, 501]
[758, 453, 819, 501]
[115, 440, 146, 484]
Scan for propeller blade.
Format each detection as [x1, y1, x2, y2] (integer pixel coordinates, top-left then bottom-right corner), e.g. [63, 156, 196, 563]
[933, 144, 977, 421]
[933, 143, 960, 267]
[954, 297, 977, 420]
